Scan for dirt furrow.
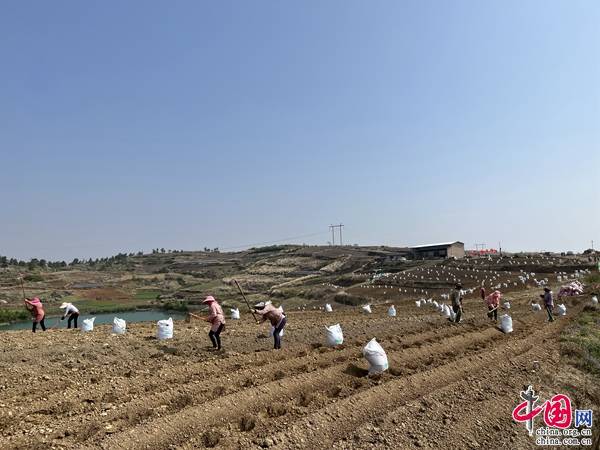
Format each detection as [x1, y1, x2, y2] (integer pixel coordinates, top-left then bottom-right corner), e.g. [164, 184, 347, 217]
[97, 320, 516, 449]
[331, 332, 564, 449]
[264, 317, 572, 449]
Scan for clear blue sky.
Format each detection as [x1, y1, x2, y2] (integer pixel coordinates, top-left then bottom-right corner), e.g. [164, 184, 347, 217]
[1, 1, 598, 261]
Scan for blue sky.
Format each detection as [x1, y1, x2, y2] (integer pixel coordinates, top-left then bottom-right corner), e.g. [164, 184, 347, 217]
[1, 1, 598, 260]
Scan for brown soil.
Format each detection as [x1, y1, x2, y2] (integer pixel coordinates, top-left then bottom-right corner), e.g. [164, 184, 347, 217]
[0, 289, 598, 449]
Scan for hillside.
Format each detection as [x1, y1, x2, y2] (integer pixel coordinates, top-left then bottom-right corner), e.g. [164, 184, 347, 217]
[0, 246, 595, 323]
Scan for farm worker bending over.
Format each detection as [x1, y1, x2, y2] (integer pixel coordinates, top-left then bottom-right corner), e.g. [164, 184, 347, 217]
[254, 302, 287, 350]
[542, 288, 554, 322]
[485, 290, 501, 322]
[451, 284, 464, 323]
[203, 296, 225, 350]
[59, 302, 80, 329]
[24, 297, 46, 332]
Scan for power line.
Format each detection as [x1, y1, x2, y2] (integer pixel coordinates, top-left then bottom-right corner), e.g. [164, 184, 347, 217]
[330, 224, 344, 246]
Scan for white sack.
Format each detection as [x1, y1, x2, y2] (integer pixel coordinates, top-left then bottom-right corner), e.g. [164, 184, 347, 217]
[269, 326, 284, 337]
[157, 317, 174, 340]
[501, 314, 513, 333]
[112, 317, 126, 334]
[362, 338, 389, 375]
[81, 317, 95, 333]
[325, 324, 344, 347]
[443, 304, 451, 318]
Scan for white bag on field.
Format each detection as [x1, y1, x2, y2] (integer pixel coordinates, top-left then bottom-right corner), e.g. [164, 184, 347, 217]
[531, 303, 542, 312]
[415, 300, 421, 307]
[362, 305, 372, 314]
[157, 318, 173, 340]
[592, 296, 598, 305]
[501, 314, 513, 333]
[388, 305, 396, 317]
[363, 338, 389, 375]
[81, 317, 95, 332]
[325, 324, 344, 347]
[503, 302, 511, 309]
[443, 304, 451, 318]
[325, 303, 333, 312]
[112, 317, 126, 334]
[230, 308, 240, 320]
[558, 304, 567, 316]
[449, 308, 456, 322]
[269, 326, 284, 337]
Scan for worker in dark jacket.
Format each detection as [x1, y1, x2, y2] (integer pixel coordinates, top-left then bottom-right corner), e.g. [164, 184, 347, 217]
[451, 284, 464, 323]
[542, 288, 554, 322]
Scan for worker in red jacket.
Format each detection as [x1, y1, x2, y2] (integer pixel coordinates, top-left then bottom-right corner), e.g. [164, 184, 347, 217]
[24, 297, 46, 332]
[203, 296, 225, 350]
[485, 290, 501, 322]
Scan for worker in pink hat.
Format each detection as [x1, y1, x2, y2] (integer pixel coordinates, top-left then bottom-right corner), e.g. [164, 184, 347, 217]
[253, 301, 286, 349]
[24, 297, 46, 332]
[203, 296, 225, 350]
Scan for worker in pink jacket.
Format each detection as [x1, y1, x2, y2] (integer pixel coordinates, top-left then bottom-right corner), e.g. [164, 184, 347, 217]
[24, 297, 46, 332]
[485, 290, 501, 322]
[254, 301, 286, 350]
[203, 296, 225, 350]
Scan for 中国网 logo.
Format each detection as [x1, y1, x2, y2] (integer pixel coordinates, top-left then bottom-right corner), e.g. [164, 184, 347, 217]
[512, 385, 594, 446]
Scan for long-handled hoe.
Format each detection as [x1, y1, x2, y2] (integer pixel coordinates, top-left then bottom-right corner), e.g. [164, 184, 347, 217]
[233, 279, 258, 322]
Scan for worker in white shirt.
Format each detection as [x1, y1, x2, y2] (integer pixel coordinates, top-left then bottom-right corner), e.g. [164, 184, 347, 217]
[59, 302, 80, 329]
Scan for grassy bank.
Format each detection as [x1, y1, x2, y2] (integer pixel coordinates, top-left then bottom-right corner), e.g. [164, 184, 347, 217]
[44, 296, 158, 317]
[0, 309, 30, 323]
[560, 304, 600, 375]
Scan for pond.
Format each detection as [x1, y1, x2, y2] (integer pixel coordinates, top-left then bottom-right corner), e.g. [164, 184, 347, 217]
[0, 309, 188, 331]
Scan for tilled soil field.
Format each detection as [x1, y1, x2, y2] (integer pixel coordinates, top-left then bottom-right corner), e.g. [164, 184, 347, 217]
[1, 289, 598, 449]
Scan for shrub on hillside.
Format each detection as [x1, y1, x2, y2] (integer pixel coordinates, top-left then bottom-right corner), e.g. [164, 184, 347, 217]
[584, 273, 600, 284]
[0, 309, 30, 322]
[23, 274, 44, 282]
[333, 291, 368, 306]
[162, 300, 189, 312]
[250, 245, 287, 254]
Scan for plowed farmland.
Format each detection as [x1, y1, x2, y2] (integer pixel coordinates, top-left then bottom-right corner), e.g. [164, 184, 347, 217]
[2, 284, 598, 450]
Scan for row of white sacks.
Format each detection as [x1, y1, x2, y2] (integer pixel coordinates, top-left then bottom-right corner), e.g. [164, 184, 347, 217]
[79, 313, 385, 375]
[321, 303, 396, 316]
[304, 294, 596, 373]
[85, 294, 598, 345]
[359, 304, 397, 317]
[77, 308, 244, 337]
[76, 317, 127, 334]
[324, 324, 387, 375]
